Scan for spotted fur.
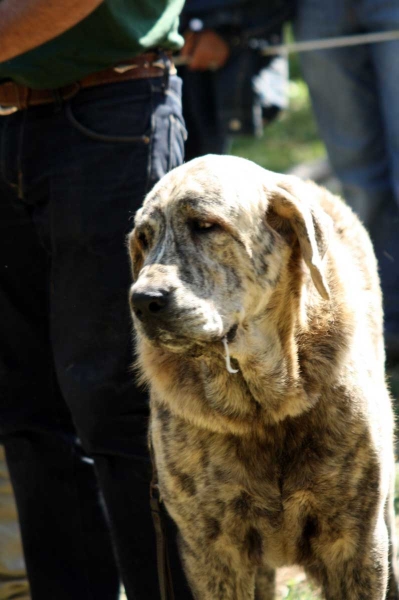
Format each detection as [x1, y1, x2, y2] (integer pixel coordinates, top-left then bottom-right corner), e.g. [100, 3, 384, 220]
[128, 155, 398, 600]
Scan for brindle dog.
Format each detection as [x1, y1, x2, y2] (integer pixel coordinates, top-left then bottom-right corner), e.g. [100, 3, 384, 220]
[128, 155, 399, 600]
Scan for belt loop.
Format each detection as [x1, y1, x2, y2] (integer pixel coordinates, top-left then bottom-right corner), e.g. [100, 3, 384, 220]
[16, 85, 30, 110]
[159, 50, 170, 93]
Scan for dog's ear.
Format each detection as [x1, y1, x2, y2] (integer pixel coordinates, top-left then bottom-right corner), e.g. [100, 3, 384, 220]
[127, 229, 144, 281]
[266, 180, 332, 300]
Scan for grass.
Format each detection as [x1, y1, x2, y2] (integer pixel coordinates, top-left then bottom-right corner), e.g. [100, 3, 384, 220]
[284, 587, 318, 600]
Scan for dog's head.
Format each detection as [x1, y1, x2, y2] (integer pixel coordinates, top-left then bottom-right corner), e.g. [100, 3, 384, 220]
[128, 155, 331, 354]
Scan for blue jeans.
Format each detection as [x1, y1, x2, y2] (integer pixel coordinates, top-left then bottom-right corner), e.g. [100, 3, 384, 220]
[295, 0, 399, 354]
[0, 75, 191, 599]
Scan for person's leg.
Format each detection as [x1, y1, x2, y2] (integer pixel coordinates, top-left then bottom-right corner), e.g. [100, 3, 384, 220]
[0, 446, 30, 600]
[295, 0, 391, 222]
[0, 154, 120, 600]
[1, 73, 190, 600]
[47, 76, 190, 598]
[365, 0, 399, 355]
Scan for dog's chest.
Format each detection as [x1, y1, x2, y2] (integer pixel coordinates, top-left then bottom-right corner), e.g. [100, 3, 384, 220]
[151, 407, 360, 567]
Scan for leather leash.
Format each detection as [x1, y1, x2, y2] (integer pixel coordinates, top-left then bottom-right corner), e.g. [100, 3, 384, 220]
[149, 438, 175, 600]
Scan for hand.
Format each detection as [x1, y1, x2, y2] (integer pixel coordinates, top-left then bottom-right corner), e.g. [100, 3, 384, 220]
[181, 29, 230, 71]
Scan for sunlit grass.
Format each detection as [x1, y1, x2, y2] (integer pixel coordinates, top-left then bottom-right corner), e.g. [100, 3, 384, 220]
[284, 588, 319, 600]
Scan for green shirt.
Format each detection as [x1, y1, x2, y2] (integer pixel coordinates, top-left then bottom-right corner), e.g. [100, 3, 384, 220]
[0, 0, 184, 89]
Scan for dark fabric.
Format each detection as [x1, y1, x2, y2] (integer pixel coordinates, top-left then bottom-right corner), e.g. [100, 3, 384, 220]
[0, 75, 191, 599]
[180, 48, 288, 157]
[181, 0, 296, 35]
[181, 68, 231, 160]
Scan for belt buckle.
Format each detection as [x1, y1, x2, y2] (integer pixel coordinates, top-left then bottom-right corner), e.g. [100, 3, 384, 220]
[0, 105, 18, 116]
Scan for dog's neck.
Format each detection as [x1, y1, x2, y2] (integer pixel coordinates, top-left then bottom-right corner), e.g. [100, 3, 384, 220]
[201, 249, 323, 426]
[137, 253, 348, 436]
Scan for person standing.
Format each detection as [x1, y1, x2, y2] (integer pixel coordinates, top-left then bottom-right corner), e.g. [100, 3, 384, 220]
[178, 0, 294, 160]
[0, 1, 190, 598]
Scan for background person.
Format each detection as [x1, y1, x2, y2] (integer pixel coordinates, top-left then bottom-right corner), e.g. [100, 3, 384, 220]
[295, 0, 399, 366]
[178, 0, 295, 160]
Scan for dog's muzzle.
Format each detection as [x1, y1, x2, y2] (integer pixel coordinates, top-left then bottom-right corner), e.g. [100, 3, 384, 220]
[129, 281, 226, 348]
[130, 288, 171, 323]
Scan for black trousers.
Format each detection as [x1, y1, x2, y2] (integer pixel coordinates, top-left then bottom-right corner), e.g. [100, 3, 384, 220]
[0, 75, 191, 599]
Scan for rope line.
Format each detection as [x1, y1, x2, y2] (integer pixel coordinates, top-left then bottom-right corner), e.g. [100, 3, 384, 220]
[261, 29, 399, 56]
[174, 29, 399, 65]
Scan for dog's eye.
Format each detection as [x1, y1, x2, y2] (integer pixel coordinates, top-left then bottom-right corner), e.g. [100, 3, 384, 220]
[190, 220, 219, 233]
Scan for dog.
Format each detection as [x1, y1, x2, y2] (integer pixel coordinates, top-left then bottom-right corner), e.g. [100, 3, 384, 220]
[128, 155, 399, 599]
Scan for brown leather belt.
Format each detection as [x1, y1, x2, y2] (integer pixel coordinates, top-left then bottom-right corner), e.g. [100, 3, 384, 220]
[0, 51, 176, 114]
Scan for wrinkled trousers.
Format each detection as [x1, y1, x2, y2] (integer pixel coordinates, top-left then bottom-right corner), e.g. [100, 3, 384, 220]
[0, 75, 191, 600]
[295, 0, 399, 350]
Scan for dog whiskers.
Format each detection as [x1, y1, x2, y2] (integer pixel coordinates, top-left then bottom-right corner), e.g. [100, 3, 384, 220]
[222, 336, 239, 374]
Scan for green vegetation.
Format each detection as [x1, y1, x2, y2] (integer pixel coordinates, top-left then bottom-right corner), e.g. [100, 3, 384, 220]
[277, 570, 321, 599]
[285, 587, 319, 600]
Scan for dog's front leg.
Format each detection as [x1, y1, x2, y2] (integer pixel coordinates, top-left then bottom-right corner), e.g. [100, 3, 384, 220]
[318, 518, 389, 600]
[180, 544, 257, 600]
[254, 565, 276, 599]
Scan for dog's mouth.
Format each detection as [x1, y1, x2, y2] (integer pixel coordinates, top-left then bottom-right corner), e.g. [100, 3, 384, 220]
[139, 322, 239, 357]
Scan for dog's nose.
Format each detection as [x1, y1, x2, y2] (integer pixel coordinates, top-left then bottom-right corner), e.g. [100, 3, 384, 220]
[130, 289, 170, 321]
